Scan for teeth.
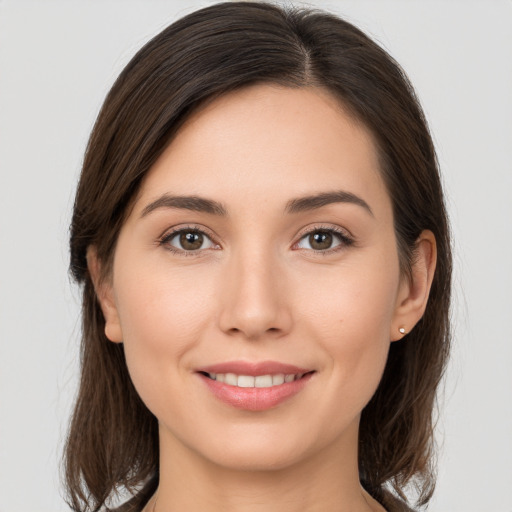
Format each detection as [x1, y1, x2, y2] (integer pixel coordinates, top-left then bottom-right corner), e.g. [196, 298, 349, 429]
[255, 375, 273, 387]
[238, 375, 255, 388]
[207, 372, 303, 388]
[225, 373, 237, 386]
[272, 374, 285, 385]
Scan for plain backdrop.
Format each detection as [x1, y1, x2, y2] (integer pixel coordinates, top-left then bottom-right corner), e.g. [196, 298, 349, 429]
[0, 1, 511, 511]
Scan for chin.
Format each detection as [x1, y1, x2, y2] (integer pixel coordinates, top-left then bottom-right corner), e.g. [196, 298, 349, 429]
[192, 425, 328, 474]
[206, 445, 306, 473]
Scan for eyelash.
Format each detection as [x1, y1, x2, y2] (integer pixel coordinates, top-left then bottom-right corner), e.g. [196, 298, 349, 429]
[294, 225, 355, 255]
[158, 225, 219, 257]
[158, 224, 355, 256]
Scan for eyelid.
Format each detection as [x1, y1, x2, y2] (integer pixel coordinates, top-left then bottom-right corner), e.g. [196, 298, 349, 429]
[157, 223, 354, 256]
[158, 224, 221, 254]
[292, 224, 355, 252]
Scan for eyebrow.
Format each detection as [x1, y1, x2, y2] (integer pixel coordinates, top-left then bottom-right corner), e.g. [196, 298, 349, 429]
[141, 194, 228, 217]
[285, 190, 374, 217]
[140, 190, 373, 218]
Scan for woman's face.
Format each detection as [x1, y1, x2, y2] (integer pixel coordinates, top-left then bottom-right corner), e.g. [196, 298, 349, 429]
[98, 84, 413, 471]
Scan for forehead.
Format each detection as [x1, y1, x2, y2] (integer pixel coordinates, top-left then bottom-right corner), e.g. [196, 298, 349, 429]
[136, 84, 390, 216]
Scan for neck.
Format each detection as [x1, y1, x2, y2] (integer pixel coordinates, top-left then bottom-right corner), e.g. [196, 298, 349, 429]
[151, 421, 383, 512]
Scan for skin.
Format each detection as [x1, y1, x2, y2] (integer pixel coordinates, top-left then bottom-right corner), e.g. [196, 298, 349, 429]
[89, 84, 436, 512]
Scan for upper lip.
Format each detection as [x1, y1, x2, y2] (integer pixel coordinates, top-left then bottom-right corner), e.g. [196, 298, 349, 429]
[196, 360, 313, 376]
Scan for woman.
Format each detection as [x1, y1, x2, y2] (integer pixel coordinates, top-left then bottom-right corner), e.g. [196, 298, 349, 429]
[64, 2, 451, 511]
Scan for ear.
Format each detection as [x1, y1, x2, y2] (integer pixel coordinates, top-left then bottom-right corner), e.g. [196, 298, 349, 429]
[391, 230, 437, 341]
[86, 246, 123, 343]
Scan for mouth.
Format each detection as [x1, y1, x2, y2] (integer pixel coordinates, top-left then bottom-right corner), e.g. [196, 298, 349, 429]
[196, 361, 315, 411]
[198, 371, 313, 388]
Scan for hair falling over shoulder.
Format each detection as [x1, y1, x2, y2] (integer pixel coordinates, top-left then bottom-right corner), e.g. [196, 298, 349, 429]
[64, 2, 451, 511]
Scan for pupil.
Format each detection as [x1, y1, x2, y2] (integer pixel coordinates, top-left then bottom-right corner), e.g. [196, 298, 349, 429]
[310, 231, 332, 250]
[180, 231, 203, 250]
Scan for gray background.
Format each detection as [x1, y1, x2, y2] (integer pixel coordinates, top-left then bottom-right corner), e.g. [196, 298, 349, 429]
[1, 1, 511, 510]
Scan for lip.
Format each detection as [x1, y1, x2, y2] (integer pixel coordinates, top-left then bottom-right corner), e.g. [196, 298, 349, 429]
[197, 360, 312, 376]
[195, 360, 315, 411]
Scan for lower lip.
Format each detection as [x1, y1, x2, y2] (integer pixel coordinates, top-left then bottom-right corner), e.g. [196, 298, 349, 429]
[198, 373, 314, 411]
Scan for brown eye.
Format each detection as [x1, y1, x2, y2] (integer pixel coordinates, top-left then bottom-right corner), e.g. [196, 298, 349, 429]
[309, 231, 333, 250]
[180, 231, 204, 250]
[296, 228, 350, 252]
[164, 229, 215, 252]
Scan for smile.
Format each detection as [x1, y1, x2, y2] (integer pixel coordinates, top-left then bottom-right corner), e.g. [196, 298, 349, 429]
[204, 372, 307, 388]
[196, 361, 315, 411]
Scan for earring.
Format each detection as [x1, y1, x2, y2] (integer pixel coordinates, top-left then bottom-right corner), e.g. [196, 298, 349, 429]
[399, 327, 406, 335]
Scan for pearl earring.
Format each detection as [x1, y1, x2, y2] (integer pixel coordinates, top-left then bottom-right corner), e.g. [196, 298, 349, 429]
[399, 327, 406, 335]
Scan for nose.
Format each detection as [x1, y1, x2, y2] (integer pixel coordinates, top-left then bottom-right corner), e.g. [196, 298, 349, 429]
[217, 247, 292, 341]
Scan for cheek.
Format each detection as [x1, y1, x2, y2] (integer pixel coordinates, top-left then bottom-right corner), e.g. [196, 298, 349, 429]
[294, 252, 399, 403]
[297, 252, 399, 339]
[112, 257, 218, 411]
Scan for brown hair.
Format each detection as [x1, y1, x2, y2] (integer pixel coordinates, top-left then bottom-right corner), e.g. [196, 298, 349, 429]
[65, 2, 451, 511]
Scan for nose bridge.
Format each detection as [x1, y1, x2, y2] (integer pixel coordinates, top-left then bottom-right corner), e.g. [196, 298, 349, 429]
[218, 241, 291, 340]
